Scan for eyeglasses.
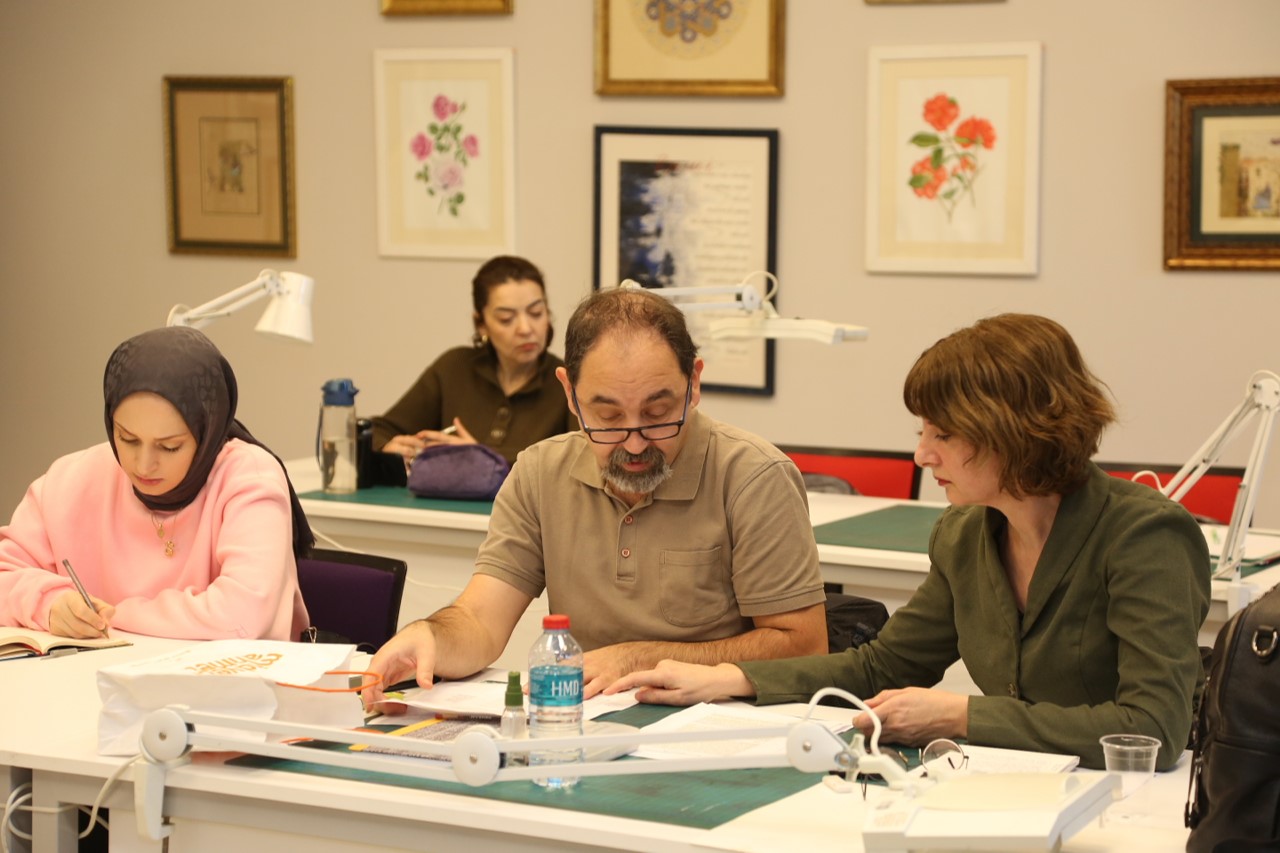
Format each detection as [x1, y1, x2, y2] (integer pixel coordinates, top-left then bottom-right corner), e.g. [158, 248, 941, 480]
[571, 381, 692, 445]
[919, 738, 969, 778]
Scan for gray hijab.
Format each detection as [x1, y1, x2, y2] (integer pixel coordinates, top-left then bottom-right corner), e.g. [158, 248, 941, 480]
[103, 326, 314, 559]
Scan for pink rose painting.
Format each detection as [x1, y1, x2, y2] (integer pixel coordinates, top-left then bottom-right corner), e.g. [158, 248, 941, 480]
[411, 94, 478, 217]
[907, 93, 997, 222]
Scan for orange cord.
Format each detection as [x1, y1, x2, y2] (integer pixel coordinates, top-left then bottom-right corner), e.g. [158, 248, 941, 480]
[276, 670, 382, 693]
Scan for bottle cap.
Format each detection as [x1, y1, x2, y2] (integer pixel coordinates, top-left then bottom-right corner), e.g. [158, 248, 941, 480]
[505, 671, 523, 707]
[542, 614, 570, 630]
[321, 378, 359, 406]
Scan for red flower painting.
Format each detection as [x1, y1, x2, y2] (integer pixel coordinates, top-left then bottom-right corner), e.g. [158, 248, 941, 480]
[907, 93, 997, 222]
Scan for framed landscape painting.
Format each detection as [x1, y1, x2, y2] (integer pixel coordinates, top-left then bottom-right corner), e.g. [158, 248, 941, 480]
[1164, 77, 1280, 270]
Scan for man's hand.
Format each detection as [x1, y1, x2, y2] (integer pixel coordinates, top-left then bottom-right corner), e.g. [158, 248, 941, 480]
[582, 643, 646, 699]
[362, 621, 438, 712]
[854, 687, 969, 745]
[48, 590, 114, 638]
[603, 660, 753, 706]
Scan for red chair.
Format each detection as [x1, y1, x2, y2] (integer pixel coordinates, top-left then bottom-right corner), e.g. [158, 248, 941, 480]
[1098, 462, 1244, 525]
[777, 445, 921, 500]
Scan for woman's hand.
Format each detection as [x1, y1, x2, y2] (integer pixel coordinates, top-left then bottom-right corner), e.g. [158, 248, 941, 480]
[383, 434, 424, 464]
[603, 660, 753, 705]
[418, 418, 477, 449]
[48, 590, 115, 638]
[383, 419, 477, 465]
[854, 687, 969, 745]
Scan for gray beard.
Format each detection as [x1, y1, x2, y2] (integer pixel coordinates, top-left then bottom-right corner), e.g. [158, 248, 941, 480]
[602, 445, 672, 495]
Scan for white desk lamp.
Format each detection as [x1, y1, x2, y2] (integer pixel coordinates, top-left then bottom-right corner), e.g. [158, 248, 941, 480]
[616, 272, 869, 345]
[132, 687, 1116, 850]
[1153, 370, 1279, 605]
[166, 269, 315, 343]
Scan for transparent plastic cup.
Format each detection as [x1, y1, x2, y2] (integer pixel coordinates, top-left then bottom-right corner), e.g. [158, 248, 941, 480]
[1099, 734, 1161, 798]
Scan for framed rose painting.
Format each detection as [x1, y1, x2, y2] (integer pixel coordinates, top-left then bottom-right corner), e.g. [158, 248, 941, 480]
[374, 49, 516, 258]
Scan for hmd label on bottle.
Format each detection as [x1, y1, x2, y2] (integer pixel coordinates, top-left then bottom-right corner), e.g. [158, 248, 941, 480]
[530, 665, 582, 707]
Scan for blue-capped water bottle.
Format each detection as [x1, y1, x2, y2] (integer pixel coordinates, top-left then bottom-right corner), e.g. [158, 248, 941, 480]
[317, 379, 358, 495]
[528, 614, 584, 788]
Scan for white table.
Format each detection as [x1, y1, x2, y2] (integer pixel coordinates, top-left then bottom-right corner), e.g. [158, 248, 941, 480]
[288, 461, 1280, 659]
[0, 636, 1195, 853]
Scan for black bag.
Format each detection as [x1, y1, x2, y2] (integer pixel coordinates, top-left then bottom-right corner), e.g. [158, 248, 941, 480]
[825, 592, 890, 653]
[1185, 582, 1280, 852]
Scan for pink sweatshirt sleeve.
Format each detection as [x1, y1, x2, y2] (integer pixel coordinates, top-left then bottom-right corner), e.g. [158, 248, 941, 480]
[0, 472, 78, 631]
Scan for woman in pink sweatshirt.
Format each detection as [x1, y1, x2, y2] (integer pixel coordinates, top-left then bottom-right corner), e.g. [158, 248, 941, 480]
[0, 326, 313, 640]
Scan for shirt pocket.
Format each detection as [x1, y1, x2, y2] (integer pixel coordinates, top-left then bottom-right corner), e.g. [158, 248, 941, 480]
[658, 547, 732, 628]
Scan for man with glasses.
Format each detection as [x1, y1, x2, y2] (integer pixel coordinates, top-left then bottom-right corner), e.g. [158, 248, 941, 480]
[364, 286, 827, 705]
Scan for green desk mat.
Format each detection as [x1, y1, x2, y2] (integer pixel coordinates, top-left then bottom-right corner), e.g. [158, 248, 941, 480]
[299, 486, 493, 515]
[812, 504, 943, 552]
[1213, 559, 1278, 579]
[227, 703, 825, 830]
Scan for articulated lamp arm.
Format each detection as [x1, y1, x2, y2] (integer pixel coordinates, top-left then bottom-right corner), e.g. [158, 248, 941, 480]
[133, 687, 912, 842]
[1160, 370, 1280, 583]
[616, 273, 868, 345]
[166, 269, 315, 343]
[167, 269, 283, 328]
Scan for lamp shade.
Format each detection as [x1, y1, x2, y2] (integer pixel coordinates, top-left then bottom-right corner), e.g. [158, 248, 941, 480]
[254, 271, 314, 343]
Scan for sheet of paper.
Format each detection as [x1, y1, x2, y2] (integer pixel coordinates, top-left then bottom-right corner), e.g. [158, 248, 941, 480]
[371, 668, 638, 721]
[1202, 525, 1280, 564]
[947, 744, 1079, 775]
[634, 702, 848, 761]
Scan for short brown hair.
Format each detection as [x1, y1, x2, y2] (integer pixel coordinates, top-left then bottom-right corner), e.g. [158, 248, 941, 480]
[563, 287, 698, 384]
[903, 313, 1116, 497]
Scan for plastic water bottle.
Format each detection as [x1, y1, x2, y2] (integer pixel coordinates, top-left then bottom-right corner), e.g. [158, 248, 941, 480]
[528, 614, 584, 788]
[317, 379, 358, 494]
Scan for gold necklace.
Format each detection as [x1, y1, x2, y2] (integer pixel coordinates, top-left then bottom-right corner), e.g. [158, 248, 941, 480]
[149, 510, 180, 558]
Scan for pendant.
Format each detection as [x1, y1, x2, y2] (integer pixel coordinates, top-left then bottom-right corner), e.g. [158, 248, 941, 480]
[155, 523, 166, 539]
[163, 539, 175, 558]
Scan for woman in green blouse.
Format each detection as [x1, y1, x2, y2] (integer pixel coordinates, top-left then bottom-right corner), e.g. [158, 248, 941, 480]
[609, 313, 1210, 770]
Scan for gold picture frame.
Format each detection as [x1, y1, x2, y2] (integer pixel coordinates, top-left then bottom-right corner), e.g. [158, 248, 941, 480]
[162, 76, 296, 257]
[1164, 77, 1280, 271]
[865, 1, 1004, 5]
[380, 0, 512, 14]
[595, 0, 784, 97]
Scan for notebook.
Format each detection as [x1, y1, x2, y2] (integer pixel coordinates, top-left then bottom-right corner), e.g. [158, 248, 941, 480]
[0, 627, 130, 661]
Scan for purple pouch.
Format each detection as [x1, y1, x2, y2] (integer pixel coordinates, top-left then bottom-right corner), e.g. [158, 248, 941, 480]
[406, 444, 510, 500]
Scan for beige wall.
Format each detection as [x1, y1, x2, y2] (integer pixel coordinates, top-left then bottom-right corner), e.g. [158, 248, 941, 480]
[3, 0, 1279, 526]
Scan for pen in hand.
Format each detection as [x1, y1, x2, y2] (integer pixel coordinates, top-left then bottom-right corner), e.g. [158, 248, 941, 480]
[61, 558, 108, 638]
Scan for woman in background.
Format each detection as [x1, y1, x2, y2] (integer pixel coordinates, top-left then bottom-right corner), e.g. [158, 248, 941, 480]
[610, 313, 1211, 771]
[0, 326, 312, 640]
[373, 255, 577, 467]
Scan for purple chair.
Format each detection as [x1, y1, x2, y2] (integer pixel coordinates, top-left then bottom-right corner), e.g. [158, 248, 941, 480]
[296, 548, 407, 653]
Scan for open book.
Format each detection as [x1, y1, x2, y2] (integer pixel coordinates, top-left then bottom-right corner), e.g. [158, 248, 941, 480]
[0, 627, 131, 661]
